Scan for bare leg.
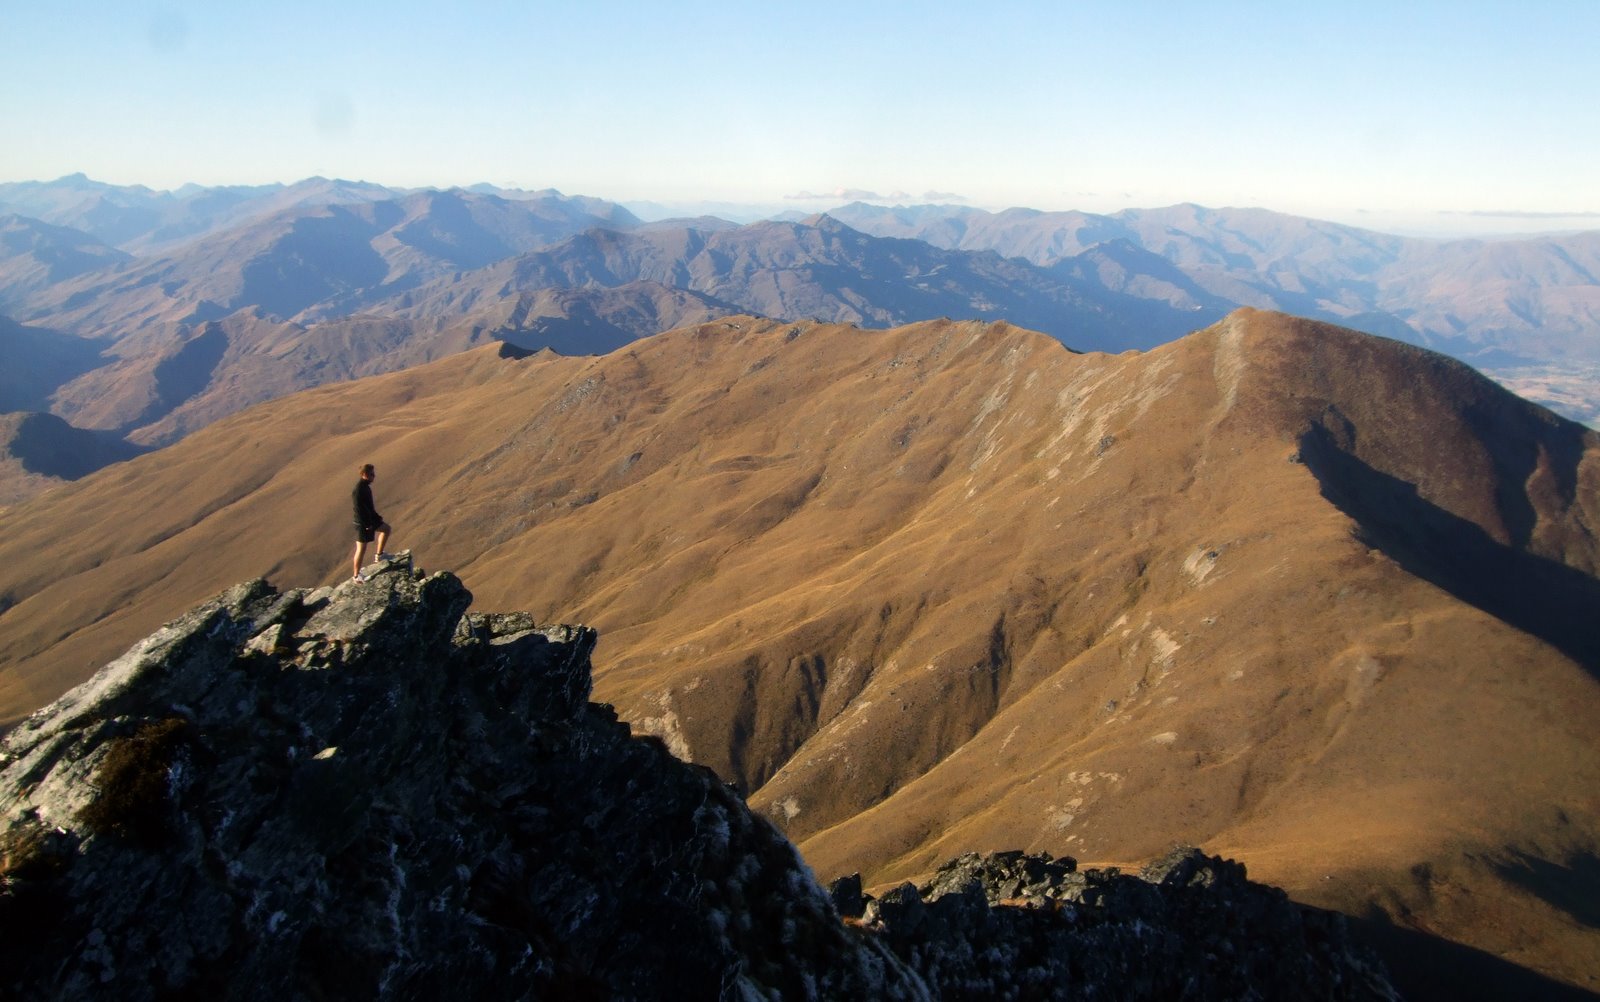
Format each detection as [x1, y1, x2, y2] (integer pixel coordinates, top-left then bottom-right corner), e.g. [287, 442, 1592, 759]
[352, 540, 368, 579]
[376, 524, 390, 555]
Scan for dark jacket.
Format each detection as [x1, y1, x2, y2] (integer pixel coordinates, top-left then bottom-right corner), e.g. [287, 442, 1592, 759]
[353, 480, 382, 528]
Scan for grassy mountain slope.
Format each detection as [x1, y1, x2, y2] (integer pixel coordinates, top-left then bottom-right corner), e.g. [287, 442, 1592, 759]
[0, 309, 1596, 989]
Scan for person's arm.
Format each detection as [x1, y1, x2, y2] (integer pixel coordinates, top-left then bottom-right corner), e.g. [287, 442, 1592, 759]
[356, 482, 380, 524]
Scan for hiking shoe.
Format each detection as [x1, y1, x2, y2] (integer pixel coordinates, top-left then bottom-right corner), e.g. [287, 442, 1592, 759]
[378, 551, 397, 562]
[353, 573, 369, 583]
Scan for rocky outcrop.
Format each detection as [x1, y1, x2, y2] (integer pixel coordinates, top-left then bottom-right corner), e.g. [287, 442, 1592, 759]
[0, 557, 919, 1000]
[0, 556, 1397, 1000]
[837, 848, 1400, 1000]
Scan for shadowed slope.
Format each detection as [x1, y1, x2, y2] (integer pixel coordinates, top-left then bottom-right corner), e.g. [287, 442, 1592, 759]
[0, 309, 1596, 992]
[0, 412, 148, 506]
[0, 215, 130, 305]
[41, 282, 731, 448]
[0, 315, 108, 414]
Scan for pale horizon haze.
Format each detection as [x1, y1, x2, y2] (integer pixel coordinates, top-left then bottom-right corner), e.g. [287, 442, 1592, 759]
[3, 0, 1597, 237]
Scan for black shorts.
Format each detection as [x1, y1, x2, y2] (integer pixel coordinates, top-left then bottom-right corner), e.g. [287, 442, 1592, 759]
[355, 521, 389, 543]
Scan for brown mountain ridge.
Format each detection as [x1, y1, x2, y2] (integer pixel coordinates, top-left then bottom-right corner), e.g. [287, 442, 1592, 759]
[0, 308, 1597, 993]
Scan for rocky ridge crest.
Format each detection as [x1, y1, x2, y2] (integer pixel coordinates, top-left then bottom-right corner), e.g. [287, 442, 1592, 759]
[1, 556, 1395, 999]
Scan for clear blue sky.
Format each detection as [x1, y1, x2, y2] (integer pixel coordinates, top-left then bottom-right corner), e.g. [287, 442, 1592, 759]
[3, 1, 1596, 234]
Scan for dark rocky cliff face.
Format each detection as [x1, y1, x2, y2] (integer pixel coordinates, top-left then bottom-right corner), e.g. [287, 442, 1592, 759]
[0, 557, 1397, 1000]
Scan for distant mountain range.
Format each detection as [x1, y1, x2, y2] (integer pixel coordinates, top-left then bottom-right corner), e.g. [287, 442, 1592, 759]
[2, 175, 1599, 505]
[0, 172, 636, 254]
[827, 201, 1600, 367]
[1, 311, 1595, 995]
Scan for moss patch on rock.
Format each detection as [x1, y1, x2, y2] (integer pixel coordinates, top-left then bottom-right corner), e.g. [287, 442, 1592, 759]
[77, 717, 191, 845]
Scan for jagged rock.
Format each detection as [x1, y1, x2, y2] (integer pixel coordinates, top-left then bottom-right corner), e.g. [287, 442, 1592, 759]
[0, 560, 1400, 1000]
[0, 558, 920, 1000]
[829, 871, 867, 918]
[857, 847, 1401, 1000]
[923, 848, 1079, 905]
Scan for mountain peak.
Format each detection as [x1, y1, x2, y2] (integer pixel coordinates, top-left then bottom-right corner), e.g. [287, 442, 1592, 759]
[798, 212, 852, 233]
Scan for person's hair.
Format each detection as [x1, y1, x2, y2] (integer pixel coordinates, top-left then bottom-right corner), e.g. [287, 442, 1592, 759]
[360, 463, 375, 477]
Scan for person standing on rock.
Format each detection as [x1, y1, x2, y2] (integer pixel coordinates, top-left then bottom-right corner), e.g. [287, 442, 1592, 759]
[351, 463, 394, 581]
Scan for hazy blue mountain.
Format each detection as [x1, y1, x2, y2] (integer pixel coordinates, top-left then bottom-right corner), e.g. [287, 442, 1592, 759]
[10, 188, 644, 337]
[0, 175, 639, 256]
[0, 173, 295, 252]
[829, 201, 1600, 367]
[0, 214, 130, 308]
[15, 209, 1222, 453]
[389, 214, 1191, 355]
[10, 173, 1594, 370]
[0, 314, 108, 413]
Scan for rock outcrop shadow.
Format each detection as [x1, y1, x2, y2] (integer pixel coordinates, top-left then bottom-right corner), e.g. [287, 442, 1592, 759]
[1299, 421, 1600, 676]
[1493, 849, 1600, 932]
[4, 412, 148, 480]
[1348, 915, 1600, 1002]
